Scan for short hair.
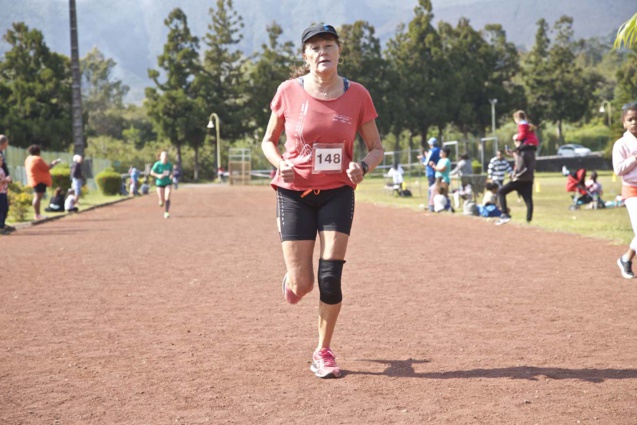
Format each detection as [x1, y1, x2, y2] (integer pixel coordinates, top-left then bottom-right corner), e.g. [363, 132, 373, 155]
[622, 102, 637, 120]
[442, 146, 451, 156]
[0, 135, 7, 146]
[485, 182, 498, 191]
[28, 145, 41, 155]
[513, 110, 527, 121]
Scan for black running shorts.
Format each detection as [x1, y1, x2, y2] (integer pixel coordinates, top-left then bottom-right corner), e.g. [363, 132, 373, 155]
[276, 186, 355, 241]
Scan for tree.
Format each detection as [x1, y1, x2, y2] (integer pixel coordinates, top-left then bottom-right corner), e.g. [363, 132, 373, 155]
[547, 17, 602, 143]
[614, 51, 637, 108]
[200, 0, 246, 155]
[381, 24, 412, 150]
[385, 0, 450, 145]
[81, 47, 130, 138]
[614, 12, 637, 49]
[522, 18, 552, 129]
[245, 22, 295, 135]
[146, 8, 207, 176]
[481, 24, 525, 131]
[438, 18, 489, 137]
[523, 17, 602, 146]
[337, 21, 390, 154]
[0, 22, 72, 150]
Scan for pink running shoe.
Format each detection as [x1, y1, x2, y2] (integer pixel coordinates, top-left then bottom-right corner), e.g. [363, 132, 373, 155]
[311, 348, 341, 379]
[282, 273, 301, 304]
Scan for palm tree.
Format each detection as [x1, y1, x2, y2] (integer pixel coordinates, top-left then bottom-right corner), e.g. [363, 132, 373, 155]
[614, 12, 637, 49]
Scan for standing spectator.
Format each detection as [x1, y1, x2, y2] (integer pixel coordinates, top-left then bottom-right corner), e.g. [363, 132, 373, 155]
[172, 164, 182, 189]
[129, 166, 140, 196]
[429, 146, 451, 185]
[24, 145, 60, 220]
[488, 150, 512, 188]
[450, 153, 473, 177]
[0, 135, 9, 183]
[0, 154, 10, 234]
[613, 102, 637, 279]
[0, 135, 13, 231]
[419, 137, 440, 211]
[512, 110, 539, 149]
[495, 139, 536, 225]
[70, 154, 83, 201]
[150, 151, 173, 219]
[261, 23, 384, 379]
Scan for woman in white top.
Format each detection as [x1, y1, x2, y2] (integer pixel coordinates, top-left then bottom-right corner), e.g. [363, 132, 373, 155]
[613, 102, 637, 279]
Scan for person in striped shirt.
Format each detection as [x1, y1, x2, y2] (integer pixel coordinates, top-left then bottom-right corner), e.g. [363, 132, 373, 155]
[487, 150, 512, 187]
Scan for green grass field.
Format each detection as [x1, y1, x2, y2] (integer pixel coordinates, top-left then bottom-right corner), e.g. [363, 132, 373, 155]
[356, 171, 632, 246]
[7, 190, 127, 225]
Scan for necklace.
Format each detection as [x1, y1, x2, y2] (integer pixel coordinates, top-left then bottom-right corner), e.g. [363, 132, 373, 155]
[305, 76, 340, 99]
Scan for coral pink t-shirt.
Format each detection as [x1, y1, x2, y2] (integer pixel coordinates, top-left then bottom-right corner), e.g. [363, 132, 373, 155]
[270, 78, 378, 191]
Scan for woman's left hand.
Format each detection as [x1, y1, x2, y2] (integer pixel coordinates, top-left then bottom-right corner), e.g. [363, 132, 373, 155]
[346, 162, 364, 185]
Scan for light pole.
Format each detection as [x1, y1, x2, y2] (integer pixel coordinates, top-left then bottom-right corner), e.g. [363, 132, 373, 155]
[69, 0, 84, 156]
[599, 100, 612, 127]
[489, 98, 498, 138]
[207, 113, 221, 181]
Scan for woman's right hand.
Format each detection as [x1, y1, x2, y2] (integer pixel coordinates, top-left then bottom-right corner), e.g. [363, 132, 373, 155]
[278, 159, 295, 183]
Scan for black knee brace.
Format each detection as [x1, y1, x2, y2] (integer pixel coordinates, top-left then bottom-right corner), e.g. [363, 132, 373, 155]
[318, 259, 346, 305]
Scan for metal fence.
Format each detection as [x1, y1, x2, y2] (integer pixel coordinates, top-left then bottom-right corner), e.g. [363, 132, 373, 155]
[4, 146, 111, 190]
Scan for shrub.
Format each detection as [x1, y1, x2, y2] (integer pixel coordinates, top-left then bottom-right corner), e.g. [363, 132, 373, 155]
[565, 124, 611, 152]
[471, 160, 482, 174]
[95, 168, 123, 196]
[7, 181, 32, 222]
[50, 165, 71, 194]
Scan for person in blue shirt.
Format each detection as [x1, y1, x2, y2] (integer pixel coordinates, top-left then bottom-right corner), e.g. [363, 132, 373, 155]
[129, 166, 140, 196]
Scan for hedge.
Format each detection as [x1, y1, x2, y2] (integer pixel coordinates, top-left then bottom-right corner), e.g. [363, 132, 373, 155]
[50, 166, 72, 194]
[95, 168, 122, 196]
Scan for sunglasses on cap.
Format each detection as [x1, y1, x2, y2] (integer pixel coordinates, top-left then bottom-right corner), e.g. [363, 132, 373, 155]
[622, 102, 637, 110]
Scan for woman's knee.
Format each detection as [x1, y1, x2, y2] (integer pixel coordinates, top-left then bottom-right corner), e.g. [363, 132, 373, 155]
[288, 270, 314, 296]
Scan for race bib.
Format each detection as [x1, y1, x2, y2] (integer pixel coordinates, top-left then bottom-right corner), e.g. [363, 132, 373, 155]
[312, 143, 344, 174]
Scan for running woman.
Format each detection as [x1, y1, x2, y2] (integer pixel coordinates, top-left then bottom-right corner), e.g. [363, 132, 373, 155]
[613, 102, 637, 278]
[150, 151, 173, 219]
[261, 24, 384, 378]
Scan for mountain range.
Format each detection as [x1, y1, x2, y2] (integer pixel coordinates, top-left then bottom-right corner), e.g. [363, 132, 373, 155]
[1, 0, 634, 103]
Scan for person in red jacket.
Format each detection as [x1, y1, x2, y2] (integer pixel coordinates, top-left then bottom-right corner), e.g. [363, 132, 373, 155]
[512, 110, 539, 149]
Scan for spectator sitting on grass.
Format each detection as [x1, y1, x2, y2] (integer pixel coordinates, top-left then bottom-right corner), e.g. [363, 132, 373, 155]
[65, 189, 79, 213]
[45, 187, 65, 213]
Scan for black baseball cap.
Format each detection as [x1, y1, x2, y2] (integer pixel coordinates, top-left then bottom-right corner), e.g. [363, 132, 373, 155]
[301, 24, 339, 43]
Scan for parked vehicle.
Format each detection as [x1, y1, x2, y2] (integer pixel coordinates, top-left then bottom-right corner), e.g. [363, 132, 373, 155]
[557, 144, 592, 157]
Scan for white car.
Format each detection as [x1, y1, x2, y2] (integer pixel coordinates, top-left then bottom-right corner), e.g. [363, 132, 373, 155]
[557, 144, 592, 157]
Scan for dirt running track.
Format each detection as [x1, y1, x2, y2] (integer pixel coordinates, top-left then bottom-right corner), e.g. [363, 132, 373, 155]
[1, 184, 636, 424]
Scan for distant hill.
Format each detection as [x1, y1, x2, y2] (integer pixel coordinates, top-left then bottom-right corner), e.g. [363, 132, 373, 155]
[0, 0, 633, 103]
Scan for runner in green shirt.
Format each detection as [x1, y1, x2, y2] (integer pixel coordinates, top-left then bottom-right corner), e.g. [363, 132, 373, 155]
[150, 151, 174, 219]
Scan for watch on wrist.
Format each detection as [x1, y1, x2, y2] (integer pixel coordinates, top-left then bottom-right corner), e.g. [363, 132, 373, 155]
[360, 161, 369, 176]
